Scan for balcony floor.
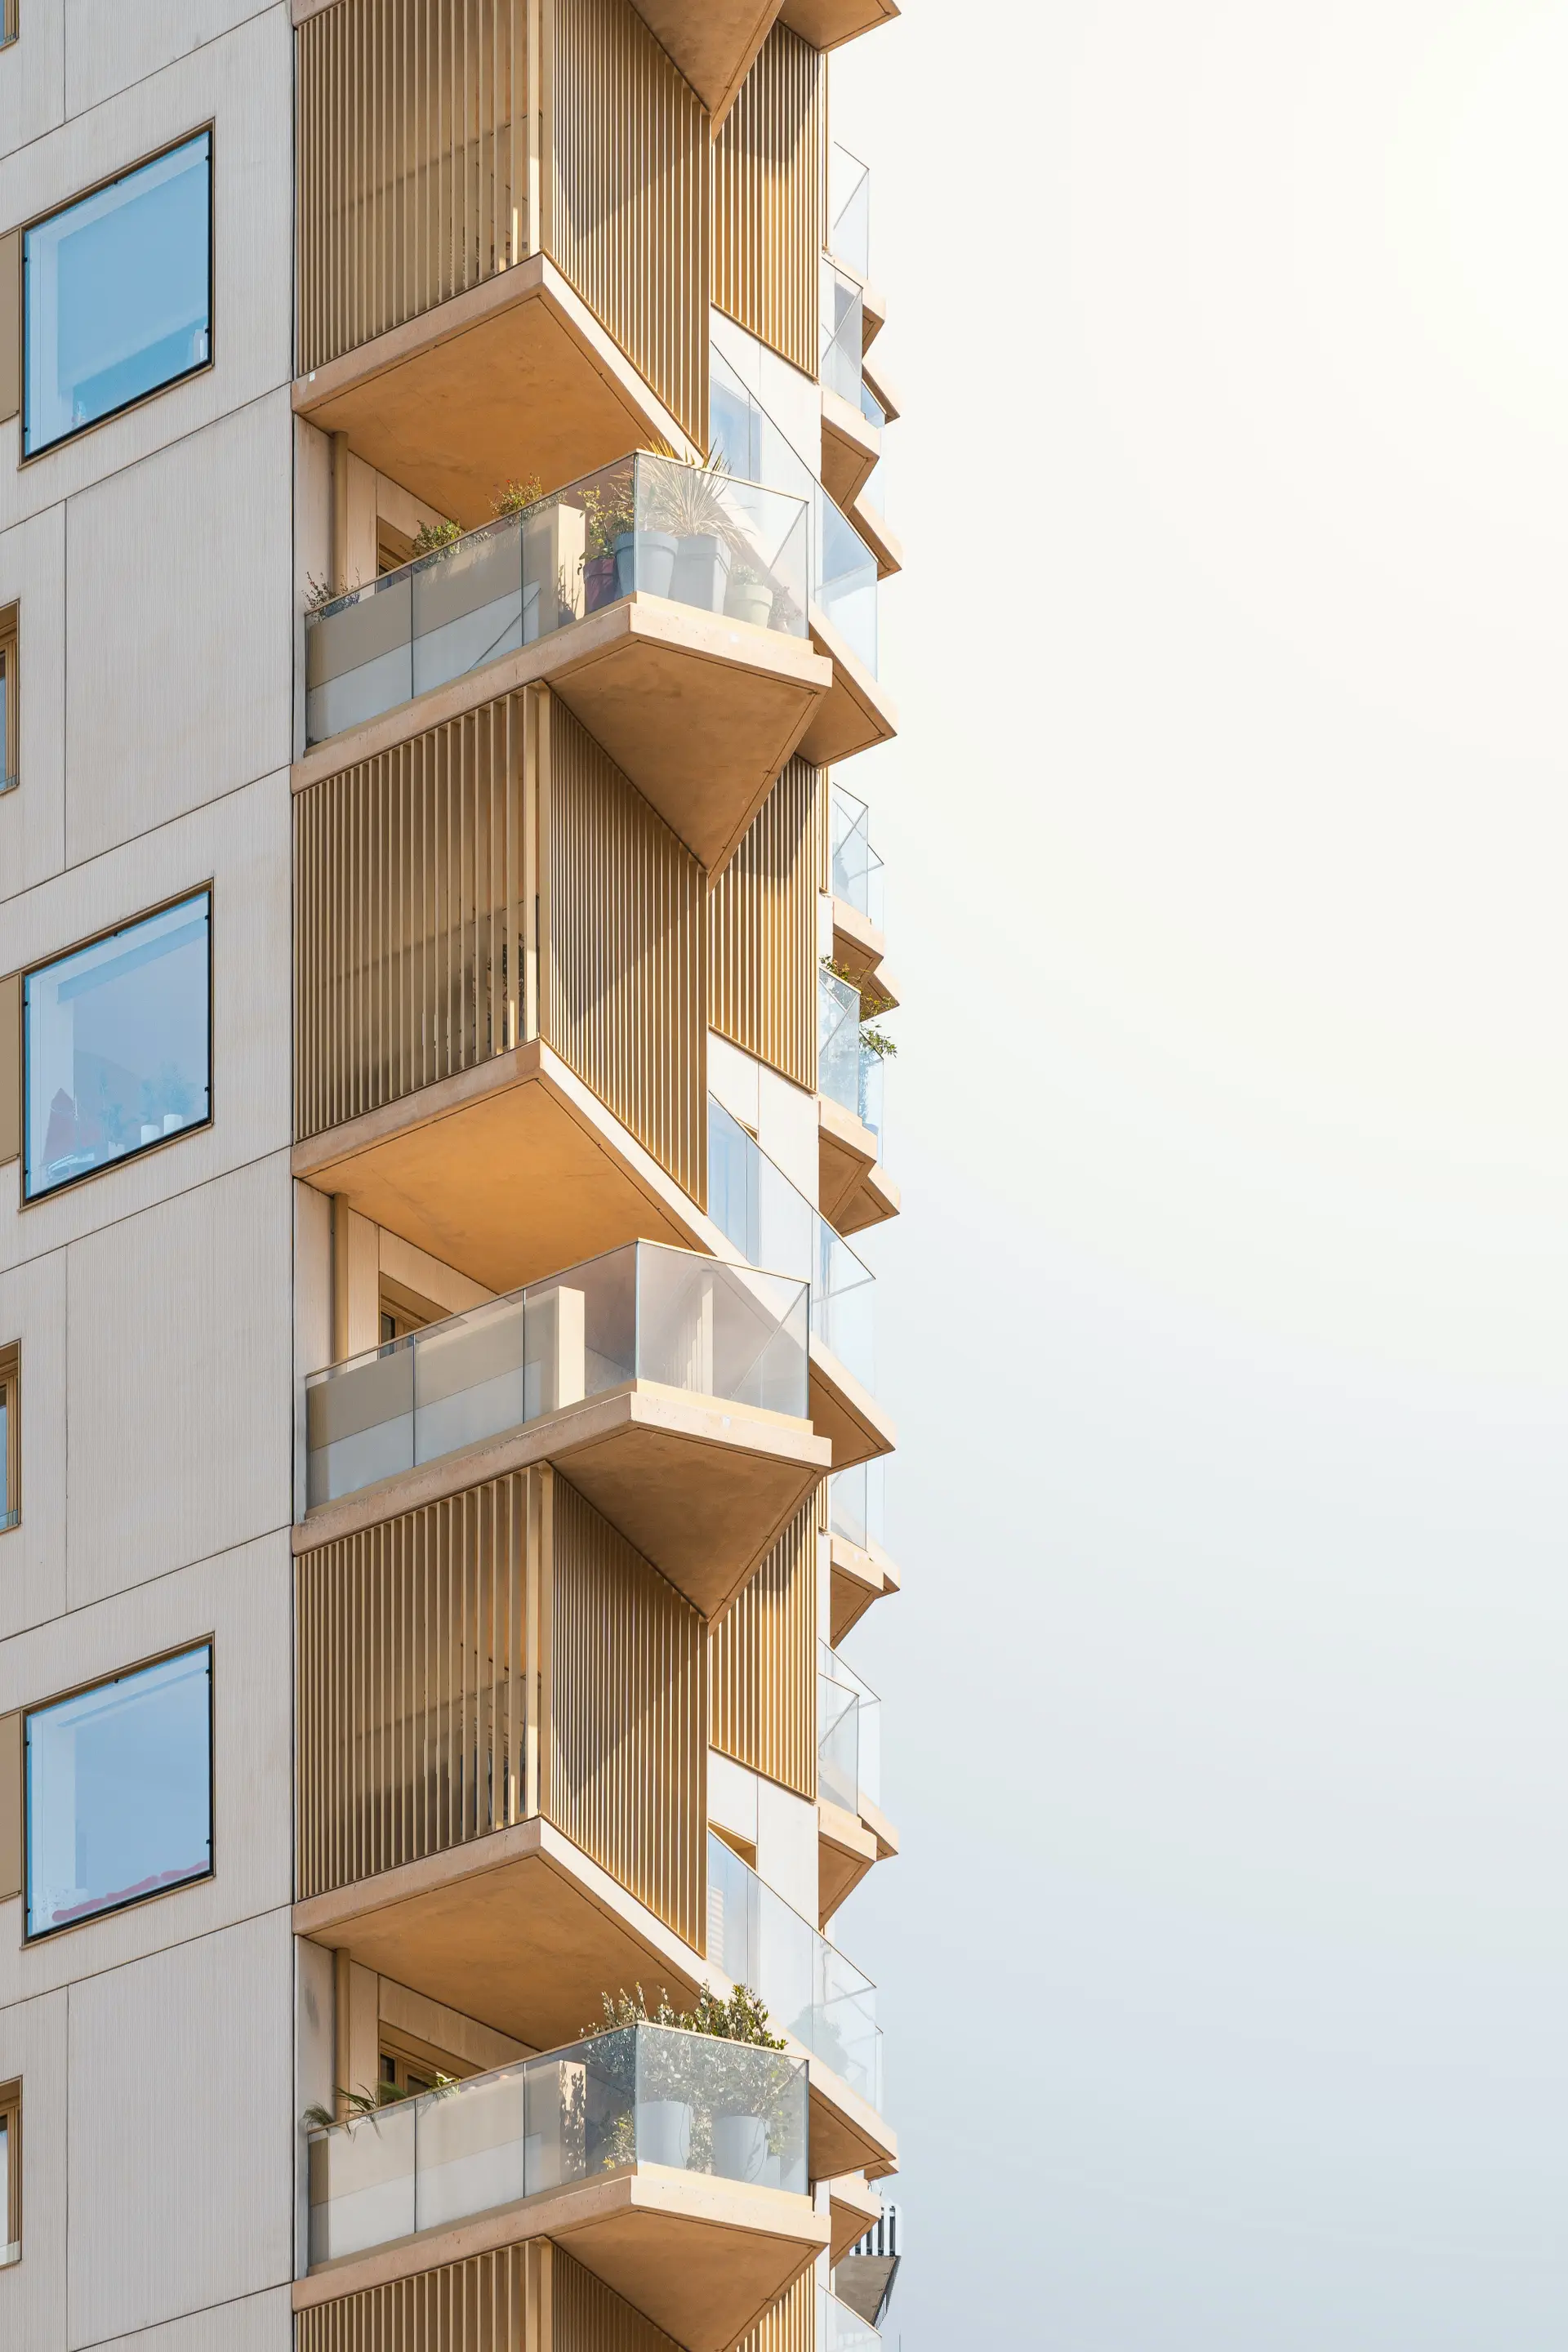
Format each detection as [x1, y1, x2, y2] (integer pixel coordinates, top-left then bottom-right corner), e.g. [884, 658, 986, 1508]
[808, 1335, 897, 1471]
[821, 385, 881, 510]
[819, 1095, 900, 1236]
[801, 606, 898, 767]
[829, 1527, 902, 1646]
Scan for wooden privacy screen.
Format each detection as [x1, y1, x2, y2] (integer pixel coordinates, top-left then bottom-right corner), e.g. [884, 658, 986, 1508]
[707, 1499, 817, 1803]
[552, 2245, 684, 2352]
[296, 1468, 706, 1945]
[294, 688, 706, 1203]
[712, 24, 825, 379]
[734, 2273, 816, 2352]
[546, 1478, 706, 1951]
[296, 0, 532, 373]
[708, 755, 821, 1094]
[298, 2243, 668, 2352]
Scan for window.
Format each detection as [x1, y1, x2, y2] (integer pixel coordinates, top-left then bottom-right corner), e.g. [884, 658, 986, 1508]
[23, 889, 211, 1200]
[0, 607, 16, 795]
[24, 130, 212, 457]
[0, 2082, 17, 2267]
[0, 1347, 16, 1532]
[24, 1643, 212, 1940]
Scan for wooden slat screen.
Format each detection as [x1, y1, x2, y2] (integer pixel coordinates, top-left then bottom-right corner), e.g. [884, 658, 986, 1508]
[542, 698, 706, 1204]
[712, 24, 824, 379]
[733, 2273, 817, 2352]
[552, 2246, 683, 2352]
[548, 0, 710, 448]
[294, 696, 528, 1141]
[296, 1472, 536, 1900]
[708, 755, 820, 1093]
[546, 1477, 706, 1949]
[707, 1499, 817, 1802]
[297, 0, 532, 374]
[299, 2245, 543, 2351]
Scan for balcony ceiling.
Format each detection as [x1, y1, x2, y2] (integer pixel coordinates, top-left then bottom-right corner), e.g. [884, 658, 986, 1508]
[818, 1094, 899, 1236]
[800, 608, 898, 767]
[778, 0, 899, 49]
[829, 1527, 901, 1646]
[820, 385, 881, 510]
[808, 1337, 896, 1472]
[629, 0, 783, 123]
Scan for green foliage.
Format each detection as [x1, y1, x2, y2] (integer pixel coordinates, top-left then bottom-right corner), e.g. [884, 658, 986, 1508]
[301, 2074, 457, 2133]
[582, 1980, 784, 2049]
[412, 518, 462, 559]
[820, 956, 898, 1058]
[492, 476, 543, 517]
[581, 477, 636, 559]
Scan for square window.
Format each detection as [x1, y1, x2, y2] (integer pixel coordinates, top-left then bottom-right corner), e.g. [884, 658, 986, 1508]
[24, 130, 212, 457]
[23, 889, 211, 1200]
[24, 1643, 212, 1940]
[0, 1345, 17, 1532]
[0, 2082, 18, 2267]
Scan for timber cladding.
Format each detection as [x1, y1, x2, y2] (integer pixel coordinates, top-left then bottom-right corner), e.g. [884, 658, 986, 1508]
[712, 23, 825, 378]
[295, 1468, 707, 1949]
[733, 2272, 816, 2352]
[293, 688, 705, 1203]
[296, 2243, 679, 2351]
[707, 1499, 817, 1802]
[551, 2244, 684, 2352]
[707, 755, 822, 1094]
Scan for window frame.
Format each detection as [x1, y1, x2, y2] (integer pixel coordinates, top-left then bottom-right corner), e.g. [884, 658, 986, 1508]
[0, 1344, 17, 1534]
[20, 882, 215, 1205]
[22, 1638, 216, 1944]
[0, 605, 16, 794]
[0, 2080, 19, 2268]
[20, 123, 216, 463]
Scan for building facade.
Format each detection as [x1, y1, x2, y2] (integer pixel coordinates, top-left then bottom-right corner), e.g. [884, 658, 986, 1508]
[0, 3, 904, 2346]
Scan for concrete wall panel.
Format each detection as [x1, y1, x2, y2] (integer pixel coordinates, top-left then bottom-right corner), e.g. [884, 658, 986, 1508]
[85, 2289, 293, 2352]
[0, 1986, 69, 2352]
[0, 5, 65, 163]
[63, 0, 283, 122]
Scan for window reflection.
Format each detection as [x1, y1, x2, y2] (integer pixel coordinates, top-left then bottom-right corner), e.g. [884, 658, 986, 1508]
[24, 889, 211, 1199]
[25, 1645, 213, 1940]
[24, 130, 212, 457]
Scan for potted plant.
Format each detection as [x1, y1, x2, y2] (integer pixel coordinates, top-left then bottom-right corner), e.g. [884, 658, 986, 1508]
[581, 477, 635, 612]
[725, 559, 774, 630]
[582, 1984, 799, 2190]
[648, 457, 741, 613]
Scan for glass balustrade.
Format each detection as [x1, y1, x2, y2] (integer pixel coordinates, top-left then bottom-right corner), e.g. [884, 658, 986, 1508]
[820, 2287, 881, 2352]
[817, 969, 886, 1152]
[707, 1101, 874, 1390]
[829, 1461, 885, 1553]
[304, 452, 810, 745]
[830, 786, 886, 931]
[304, 1241, 808, 1510]
[818, 1642, 881, 1815]
[814, 488, 879, 675]
[820, 263, 866, 409]
[706, 1833, 882, 2109]
[828, 144, 871, 280]
[307, 2023, 809, 2266]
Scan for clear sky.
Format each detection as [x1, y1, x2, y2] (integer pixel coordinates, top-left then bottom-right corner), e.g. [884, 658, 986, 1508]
[827, 4, 1568, 2343]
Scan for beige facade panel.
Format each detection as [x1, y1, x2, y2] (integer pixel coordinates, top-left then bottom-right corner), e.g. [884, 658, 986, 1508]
[708, 755, 820, 1093]
[296, 0, 531, 376]
[543, 699, 706, 1209]
[711, 25, 823, 380]
[707, 1499, 815, 1802]
[548, 1477, 706, 1950]
[733, 2269, 814, 2352]
[549, 0, 710, 452]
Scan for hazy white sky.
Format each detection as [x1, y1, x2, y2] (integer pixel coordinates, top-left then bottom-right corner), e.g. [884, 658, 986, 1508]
[827, 5, 1568, 2342]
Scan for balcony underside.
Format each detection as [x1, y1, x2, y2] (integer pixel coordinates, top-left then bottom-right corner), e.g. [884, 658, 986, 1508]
[293, 253, 694, 531]
[298, 1380, 830, 1621]
[297, 594, 832, 878]
[829, 1529, 902, 1646]
[778, 0, 899, 51]
[818, 1796, 898, 1929]
[629, 0, 783, 122]
[296, 2158, 827, 2352]
[819, 1097, 900, 1236]
[849, 492, 903, 581]
[292, 1040, 719, 1298]
[821, 386, 881, 510]
[801, 608, 898, 766]
[861, 355, 901, 423]
[293, 1815, 897, 2183]
[808, 1337, 896, 1471]
[830, 900, 899, 1008]
[828, 2172, 883, 2264]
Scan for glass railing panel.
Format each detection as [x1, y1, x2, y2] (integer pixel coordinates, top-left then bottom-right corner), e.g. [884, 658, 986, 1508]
[858, 379, 885, 431]
[708, 1101, 874, 1390]
[814, 1218, 875, 1389]
[304, 456, 808, 746]
[829, 787, 886, 931]
[814, 488, 878, 675]
[829, 1460, 885, 1552]
[821, 2288, 881, 2352]
[819, 263, 866, 408]
[304, 1242, 809, 1510]
[829, 144, 871, 279]
[706, 1832, 883, 2109]
[820, 1642, 881, 1811]
[858, 1047, 884, 1154]
[307, 2025, 808, 2265]
[818, 968, 862, 1120]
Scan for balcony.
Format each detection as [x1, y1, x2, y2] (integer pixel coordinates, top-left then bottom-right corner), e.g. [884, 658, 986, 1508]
[301, 453, 831, 875]
[299, 2023, 826, 2352]
[821, 2286, 884, 2352]
[819, 265, 880, 510]
[301, 1241, 828, 1618]
[817, 1643, 898, 1924]
[708, 1099, 894, 1468]
[828, 785, 898, 1007]
[828, 1463, 902, 1644]
[817, 969, 899, 1235]
[706, 1832, 893, 2180]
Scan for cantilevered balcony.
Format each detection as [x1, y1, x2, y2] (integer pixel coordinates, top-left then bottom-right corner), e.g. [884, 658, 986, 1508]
[817, 1643, 898, 1924]
[708, 1099, 894, 1468]
[828, 784, 898, 1007]
[821, 2285, 884, 2351]
[827, 1463, 902, 1644]
[302, 455, 830, 875]
[301, 2023, 824, 2352]
[301, 1241, 826, 1616]
[817, 969, 899, 1235]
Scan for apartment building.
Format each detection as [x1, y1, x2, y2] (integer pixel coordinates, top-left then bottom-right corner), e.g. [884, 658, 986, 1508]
[0, 4, 905, 2348]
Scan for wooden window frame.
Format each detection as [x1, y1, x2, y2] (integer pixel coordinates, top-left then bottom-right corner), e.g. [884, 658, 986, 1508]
[0, 2, 17, 52]
[0, 607, 16, 793]
[0, 2079, 20, 2266]
[0, 1344, 16, 1533]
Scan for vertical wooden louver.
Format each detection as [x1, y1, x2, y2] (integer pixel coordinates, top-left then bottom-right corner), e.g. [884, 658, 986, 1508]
[541, 701, 706, 1205]
[708, 755, 821, 1094]
[712, 24, 825, 379]
[296, 0, 532, 373]
[293, 697, 528, 1140]
[546, 1478, 706, 1949]
[707, 1499, 817, 1803]
[547, 0, 710, 448]
[733, 2273, 817, 2352]
[300, 2245, 548, 2352]
[552, 2245, 684, 2352]
[296, 1472, 537, 1901]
